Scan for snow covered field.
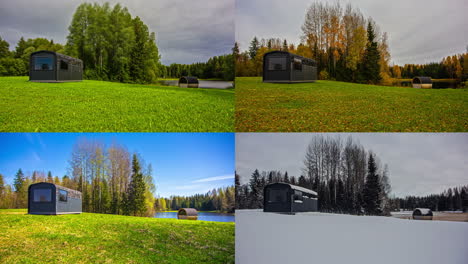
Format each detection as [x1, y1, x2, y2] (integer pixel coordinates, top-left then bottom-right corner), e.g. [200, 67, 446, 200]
[236, 209, 468, 264]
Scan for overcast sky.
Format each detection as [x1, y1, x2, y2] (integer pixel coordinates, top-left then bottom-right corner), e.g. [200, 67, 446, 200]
[0, 0, 234, 65]
[237, 0, 468, 65]
[236, 133, 468, 197]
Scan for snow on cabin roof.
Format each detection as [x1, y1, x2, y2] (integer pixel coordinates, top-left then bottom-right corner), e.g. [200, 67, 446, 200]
[269, 182, 318, 196]
[289, 184, 318, 196]
[414, 208, 432, 214]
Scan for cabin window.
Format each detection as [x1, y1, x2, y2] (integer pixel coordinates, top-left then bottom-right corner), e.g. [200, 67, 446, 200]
[34, 57, 54, 71]
[268, 188, 288, 203]
[33, 188, 52, 202]
[60, 60, 68, 70]
[293, 58, 302, 71]
[268, 57, 287, 71]
[58, 189, 68, 202]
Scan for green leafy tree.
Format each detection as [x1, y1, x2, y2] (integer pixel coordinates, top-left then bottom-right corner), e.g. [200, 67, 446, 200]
[0, 36, 10, 58]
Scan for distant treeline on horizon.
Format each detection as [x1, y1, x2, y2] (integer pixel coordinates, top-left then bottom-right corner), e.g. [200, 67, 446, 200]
[391, 185, 468, 212]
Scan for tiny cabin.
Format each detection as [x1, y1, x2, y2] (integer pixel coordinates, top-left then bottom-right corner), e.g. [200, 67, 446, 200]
[30, 50, 83, 82]
[177, 208, 198, 220]
[179, 76, 199, 88]
[264, 183, 318, 214]
[412, 77, 432, 88]
[28, 182, 82, 215]
[263, 51, 317, 83]
[412, 208, 433, 220]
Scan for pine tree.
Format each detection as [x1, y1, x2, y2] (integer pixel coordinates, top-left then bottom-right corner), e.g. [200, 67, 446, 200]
[249, 37, 260, 60]
[359, 21, 381, 84]
[283, 171, 290, 183]
[363, 153, 382, 215]
[282, 39, 288, 51]
[47, 171, 53, 183]
[127, 154, 147, 216]
[249, 169, 263, 209]
[13, 169, 25, 193]
[13, 169, 27, 208]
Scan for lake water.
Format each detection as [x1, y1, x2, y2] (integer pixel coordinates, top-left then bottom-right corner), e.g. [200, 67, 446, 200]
[393, 80, 462, 89]
[155, 211, 235, 222]
[159, 80, 233, 89]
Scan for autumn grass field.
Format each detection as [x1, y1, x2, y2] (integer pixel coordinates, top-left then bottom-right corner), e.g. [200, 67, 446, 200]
[0, 77, 234, 132]
[235, 77, 468, 132]
[0, 209, 234, 263]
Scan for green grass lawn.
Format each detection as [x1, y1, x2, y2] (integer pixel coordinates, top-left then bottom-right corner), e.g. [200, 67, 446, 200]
[235, 77, 468, 132]
[0, 77, 234, 132]
[0, 209, 234, 263]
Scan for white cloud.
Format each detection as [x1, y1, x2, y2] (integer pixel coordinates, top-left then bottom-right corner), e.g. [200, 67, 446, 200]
[31, 151, 41, 162]
[192, 174, 234, 183]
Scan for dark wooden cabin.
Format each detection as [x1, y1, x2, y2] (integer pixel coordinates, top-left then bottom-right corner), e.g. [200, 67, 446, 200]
[263, 51, 317, 83]
[28, 182, 82, 215]
[264, 183, 318, 214]
[29, 50, 83, 82]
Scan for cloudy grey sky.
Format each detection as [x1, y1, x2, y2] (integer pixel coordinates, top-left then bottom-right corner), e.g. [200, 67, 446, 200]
[236, 0, 468, 65]
[0, 0, 234, 65]
[236, 133, 468, 197]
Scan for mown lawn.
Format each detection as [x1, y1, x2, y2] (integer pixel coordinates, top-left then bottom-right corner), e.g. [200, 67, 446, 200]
[0, 77, 234, 132]
[235, 77, 468, 132]
[0, 209, 234, 263]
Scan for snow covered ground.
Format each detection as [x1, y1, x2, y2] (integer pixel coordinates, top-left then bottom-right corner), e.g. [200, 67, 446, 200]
[236, 209, 468, 264]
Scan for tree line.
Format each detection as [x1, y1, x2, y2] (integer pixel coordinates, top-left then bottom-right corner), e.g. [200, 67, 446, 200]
[390, 52, 468, 81]
[235, 2, 390, 85]
[235, 135, 392, 216]
[391, 185, 468, 212]
[161, 54, 234, 81]
[154, 186, 235, 213]
[0, 36, 64, 76]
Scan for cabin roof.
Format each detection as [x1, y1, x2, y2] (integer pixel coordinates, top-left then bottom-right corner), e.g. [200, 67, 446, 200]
[413, 208, 432, 215]
[264, 50, 316, 63]
[30, 50, 83, 64]
[30, 182, 82, 198]
[179, 76, 199, 83]
[178, 208, 198, 216]
[412, 76, 432, 84]
[267, 182, 318, 196]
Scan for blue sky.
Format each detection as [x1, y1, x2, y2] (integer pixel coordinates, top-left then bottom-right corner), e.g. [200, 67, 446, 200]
[0, 133, 234, 197]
